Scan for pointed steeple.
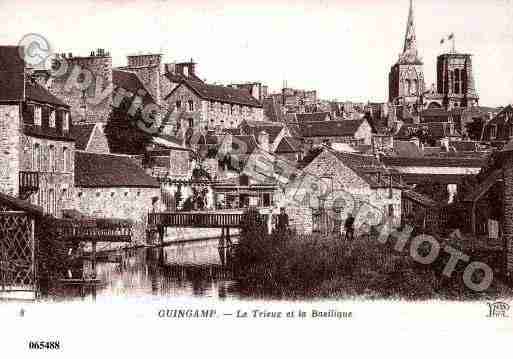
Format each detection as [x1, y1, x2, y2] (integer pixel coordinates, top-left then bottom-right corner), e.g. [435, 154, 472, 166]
[399, 0, 422, 64]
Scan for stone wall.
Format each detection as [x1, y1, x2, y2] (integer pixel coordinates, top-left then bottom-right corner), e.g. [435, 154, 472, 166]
[168, 148, 190, 179]
[166, 85, 206, 131]
[0, 105, 21, 197]
[19, 134, 75, 217]
[124, 55, 162, 106]
[76, 187, 159, 243]
[165, 84, 264, 132]
[286, 206, 313, 234]
[49, 54, 113, 124]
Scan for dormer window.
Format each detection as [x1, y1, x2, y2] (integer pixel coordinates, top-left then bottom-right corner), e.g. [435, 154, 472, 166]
[176, 101, 181, 110]
[34, 106, 42, 126]
[49, 110, 55, 128]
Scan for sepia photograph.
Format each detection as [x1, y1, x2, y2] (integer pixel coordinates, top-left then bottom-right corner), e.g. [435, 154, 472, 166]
[0, 0, 512, 356]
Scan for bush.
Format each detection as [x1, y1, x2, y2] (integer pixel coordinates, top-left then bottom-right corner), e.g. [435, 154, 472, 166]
[234, 214, 513, 300]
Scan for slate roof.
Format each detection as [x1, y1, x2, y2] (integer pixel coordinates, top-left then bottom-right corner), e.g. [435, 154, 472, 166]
[392, 140, 424, 157]
[382, 156, 485, 168]
[164, 71, 203, 84]
[232, 135, 258, 154]
[0, 72, 24, 101]
[395, 122, 461, 140]
[26, 81, 68, 107]
[263, 97, 284, 122]
[169, 78, 262, 107]
[113, 69, 156, 106]
[449, 140, 479, 152]
[71, 123, 96, 150]
[463, 169, 502, 202]
[421, 108, 451, 122]
[242, 123, 285, 144]
[402, 189, 440, 208]
[400, 173, 469, 185]
[275, 137, 302, 153]
[75, 151, 159, 188]
[296, 112, 331, 122]
[327, 149, 401, 188]
[0, 46, 68, 107]
[299, 119, 365, 138]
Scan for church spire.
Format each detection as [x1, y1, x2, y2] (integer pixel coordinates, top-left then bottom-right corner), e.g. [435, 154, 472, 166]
[399, 0, 422, 64]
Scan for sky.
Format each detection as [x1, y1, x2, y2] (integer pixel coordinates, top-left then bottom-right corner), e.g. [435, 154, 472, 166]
[1, 0, 512, 106]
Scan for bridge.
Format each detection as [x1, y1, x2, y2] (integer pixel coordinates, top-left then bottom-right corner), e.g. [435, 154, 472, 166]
[147, 211, 269, 265]
[148, 212, 250, 228]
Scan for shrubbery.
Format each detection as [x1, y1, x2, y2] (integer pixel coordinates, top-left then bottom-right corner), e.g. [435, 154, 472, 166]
[234, 209, 512, 300]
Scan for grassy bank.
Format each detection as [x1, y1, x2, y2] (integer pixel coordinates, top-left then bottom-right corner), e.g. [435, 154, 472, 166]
[234, 215, 513, 300]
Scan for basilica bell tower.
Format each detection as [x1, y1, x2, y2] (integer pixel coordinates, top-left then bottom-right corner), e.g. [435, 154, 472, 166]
[388, 0, 425, 108]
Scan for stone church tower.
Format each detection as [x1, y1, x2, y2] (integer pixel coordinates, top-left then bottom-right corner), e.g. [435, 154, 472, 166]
[436, 53, 479, 110]
[388, 0, 425, 108]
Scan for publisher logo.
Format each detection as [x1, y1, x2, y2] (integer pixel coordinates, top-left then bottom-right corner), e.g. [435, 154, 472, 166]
[486, 301, 510, 318]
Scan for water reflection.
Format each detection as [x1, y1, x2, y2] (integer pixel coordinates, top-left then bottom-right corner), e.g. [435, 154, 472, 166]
[48, 239, 239, 301]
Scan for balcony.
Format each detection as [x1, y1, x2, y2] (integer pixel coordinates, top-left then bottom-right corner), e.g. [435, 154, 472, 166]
[19, 171, 39, 200]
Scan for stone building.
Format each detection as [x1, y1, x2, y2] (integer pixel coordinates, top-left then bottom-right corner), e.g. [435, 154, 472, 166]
[74, 151, 160, 226]
[229, 82, 268, 103]
[0, 46, 75, 217]
[481, 105, 513, 145]
[164, 77, 263, 133]
[296, 119, 373, 147]
[288, 148, 404, 227]
[45, 49, 113, 124]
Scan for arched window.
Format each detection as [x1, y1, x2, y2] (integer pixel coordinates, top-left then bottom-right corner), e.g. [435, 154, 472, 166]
[453, 69, 461, 94]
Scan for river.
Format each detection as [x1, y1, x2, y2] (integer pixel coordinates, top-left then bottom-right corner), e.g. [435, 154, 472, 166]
[48, 238, 240, 302]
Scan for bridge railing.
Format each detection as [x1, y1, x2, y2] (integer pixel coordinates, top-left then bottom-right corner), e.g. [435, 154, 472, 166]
[54, 218, 133, 242]
[148, 212, 246, 228]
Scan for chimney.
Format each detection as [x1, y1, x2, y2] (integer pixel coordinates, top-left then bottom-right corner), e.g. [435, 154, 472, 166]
[258, 130, 270, 152]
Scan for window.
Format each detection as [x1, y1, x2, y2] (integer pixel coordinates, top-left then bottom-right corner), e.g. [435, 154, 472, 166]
[49, 145, 56, 172]
[33, 143, 41, 171]
[509, 125, 513, 139]
[62, 112, 69, 132]
[176, 101, 181, 110]
[34, 106, 42, 126]
[230, 105, 234, 115]
[188, 100, 194, 111]
[454, 69, 462, 94]
[47, 189, 55, 215]
[209, 101, 214, 111]
[187, 118, 194, 128]
[62, 147, 68, 172]
[49, 110, 55, 128]
[490, 125, 497, 139]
